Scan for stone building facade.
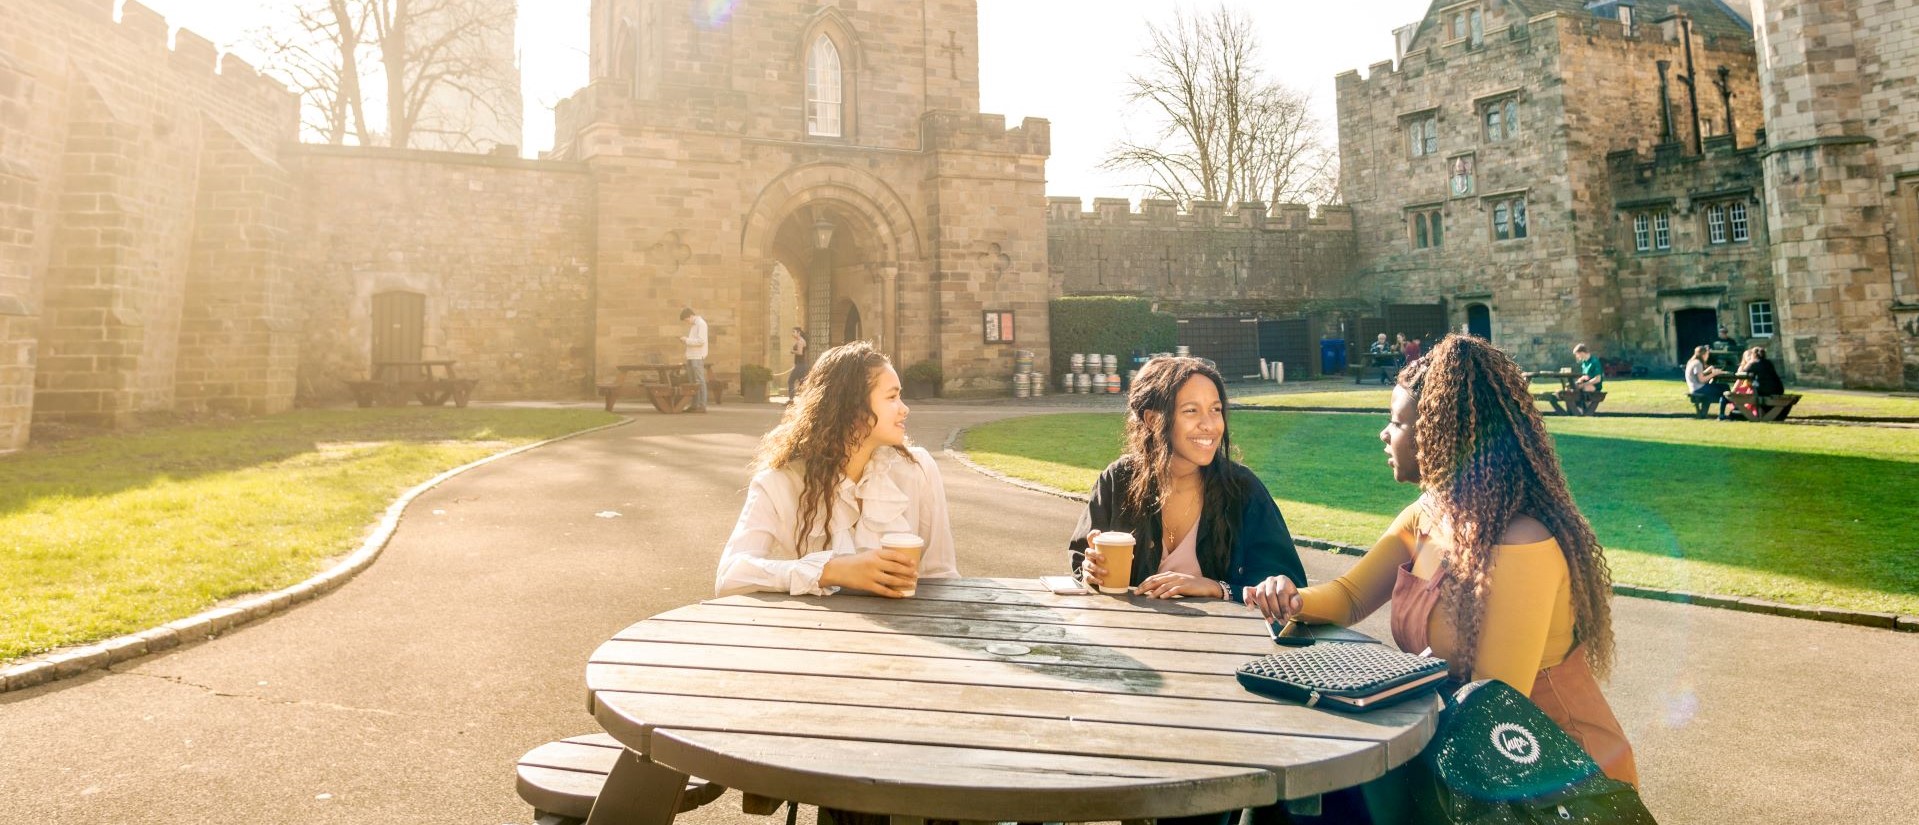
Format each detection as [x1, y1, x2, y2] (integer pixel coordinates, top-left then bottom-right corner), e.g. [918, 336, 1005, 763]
[1339, 0, 1919, 387]
[1337, 0, 1769, 372]
[553, 0, 1052, 396]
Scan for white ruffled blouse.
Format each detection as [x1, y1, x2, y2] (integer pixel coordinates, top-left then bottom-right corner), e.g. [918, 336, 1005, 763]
[714, 445, 960, 596]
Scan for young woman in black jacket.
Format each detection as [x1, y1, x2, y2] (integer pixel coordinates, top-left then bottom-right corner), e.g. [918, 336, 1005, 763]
[1069, 357, 1307, 602]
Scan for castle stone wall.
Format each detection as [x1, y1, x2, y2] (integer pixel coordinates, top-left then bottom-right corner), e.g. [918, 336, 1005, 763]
[289, 147, 596, 403]
[0, 0, 298, 446]
[1045, 197, 1357, 312]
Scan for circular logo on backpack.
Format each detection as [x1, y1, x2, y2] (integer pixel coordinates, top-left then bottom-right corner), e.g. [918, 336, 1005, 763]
[1490, 722, 1541, 764]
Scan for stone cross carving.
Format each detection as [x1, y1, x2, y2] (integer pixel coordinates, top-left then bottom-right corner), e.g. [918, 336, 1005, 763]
[939, 30, 966, 77]
[647, 230, 693, 274]
[1094, 245, 1109, 286]
[1161, 246, 1175, 287]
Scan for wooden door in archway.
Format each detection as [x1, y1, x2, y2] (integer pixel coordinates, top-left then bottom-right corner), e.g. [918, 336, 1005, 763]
[372, 291, 425, 378]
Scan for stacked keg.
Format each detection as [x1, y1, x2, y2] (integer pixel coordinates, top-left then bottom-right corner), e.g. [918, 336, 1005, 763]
[1010, 349, 1040, 399]
[1062, 352, 1125, 395]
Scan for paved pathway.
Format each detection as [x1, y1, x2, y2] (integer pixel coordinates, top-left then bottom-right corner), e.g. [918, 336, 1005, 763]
[1, 403, 1913, 824]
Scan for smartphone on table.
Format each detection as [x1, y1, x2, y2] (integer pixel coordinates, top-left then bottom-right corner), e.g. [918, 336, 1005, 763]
[1039, 575, 1092, 596]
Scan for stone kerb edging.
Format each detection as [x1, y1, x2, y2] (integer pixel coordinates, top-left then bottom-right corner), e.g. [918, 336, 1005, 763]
[0, 417, 636, 696]
[942, 424, 1919, 634]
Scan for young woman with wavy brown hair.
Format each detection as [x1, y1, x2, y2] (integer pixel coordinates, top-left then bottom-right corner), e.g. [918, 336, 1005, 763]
[715, 341, 957, 597]
[1068, 356, 1306, 605]
[1252, 334, 1638, 785]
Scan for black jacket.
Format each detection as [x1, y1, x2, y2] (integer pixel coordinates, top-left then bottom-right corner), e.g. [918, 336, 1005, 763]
[1067, 458, 1307, 601]
[1748, 357, 1784, 397]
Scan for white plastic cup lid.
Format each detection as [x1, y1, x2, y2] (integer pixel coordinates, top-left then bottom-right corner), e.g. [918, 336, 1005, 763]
[881, 532, 925, 548]
[1093, 531, 1136, 546]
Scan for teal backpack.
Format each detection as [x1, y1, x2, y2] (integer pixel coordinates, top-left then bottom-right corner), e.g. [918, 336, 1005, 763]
[1373, 679, 1657, 825]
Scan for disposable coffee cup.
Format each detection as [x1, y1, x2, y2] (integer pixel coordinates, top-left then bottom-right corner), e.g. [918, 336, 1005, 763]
[882, 532, 926, 596]
[1090, 532, 1136, 594]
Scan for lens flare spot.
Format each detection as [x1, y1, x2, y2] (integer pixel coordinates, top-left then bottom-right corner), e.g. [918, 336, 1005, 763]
[1661, 685, 1700, 728]
[695, 0, 741, 28]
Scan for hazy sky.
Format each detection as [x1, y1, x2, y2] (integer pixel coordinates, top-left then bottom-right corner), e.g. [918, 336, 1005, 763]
[133, 0, 1431, 201]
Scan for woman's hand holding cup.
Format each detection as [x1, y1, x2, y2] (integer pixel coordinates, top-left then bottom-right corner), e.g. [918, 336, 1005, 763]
[1078, 530, 1109, 586]
[1243, 575, 1304, 623]
[821, 547, 918, 598]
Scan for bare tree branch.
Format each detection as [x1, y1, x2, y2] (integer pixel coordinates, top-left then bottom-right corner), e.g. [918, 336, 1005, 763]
[1104, 5, 1339, 209]
[251, 0, 515, 151]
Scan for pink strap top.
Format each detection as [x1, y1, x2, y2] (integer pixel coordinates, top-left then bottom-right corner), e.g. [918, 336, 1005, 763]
[1156, 521, 1203, 577]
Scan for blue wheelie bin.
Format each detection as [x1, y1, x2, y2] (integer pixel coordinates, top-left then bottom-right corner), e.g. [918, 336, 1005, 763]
[1319, 338, 1348, 377]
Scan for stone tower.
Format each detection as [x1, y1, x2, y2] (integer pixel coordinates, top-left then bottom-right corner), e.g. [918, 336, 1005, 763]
[556, 0, 1051, 395]
[1753, 0, 1918, 388]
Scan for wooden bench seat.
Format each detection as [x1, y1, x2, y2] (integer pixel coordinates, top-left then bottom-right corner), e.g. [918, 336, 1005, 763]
[517, 733, 726, 825]
[344, 378, 476, 408]
[1727, 392, 1802, 422]
[1536, 389, 1605, 416]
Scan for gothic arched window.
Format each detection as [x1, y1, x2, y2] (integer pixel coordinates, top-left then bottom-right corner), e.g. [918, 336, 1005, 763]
[807, 35, 843, 137]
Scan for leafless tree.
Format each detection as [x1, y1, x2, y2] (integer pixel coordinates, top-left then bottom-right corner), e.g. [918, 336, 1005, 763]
[1103, 6, 1339, 208]
[252, 0, 373, 145]
[251, 0, 517, 151]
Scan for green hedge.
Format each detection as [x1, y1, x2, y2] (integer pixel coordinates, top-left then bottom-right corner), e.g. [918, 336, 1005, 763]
[1048, 297, 1178, 376]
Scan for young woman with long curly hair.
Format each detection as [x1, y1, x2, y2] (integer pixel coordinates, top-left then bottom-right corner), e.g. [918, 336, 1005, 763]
[715, 341, 957, 597]
[1252, 334, 1637, 785]
[1068, 356, 1306, 605]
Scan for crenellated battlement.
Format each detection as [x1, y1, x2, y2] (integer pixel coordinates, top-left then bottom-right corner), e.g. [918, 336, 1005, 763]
[59, 0, 298, 117]
[923, 112, 1050, 156]
[1045, 197, 1353, 232]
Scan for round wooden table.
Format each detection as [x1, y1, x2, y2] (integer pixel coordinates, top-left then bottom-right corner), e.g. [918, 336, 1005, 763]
[583, 578, 1437, 823]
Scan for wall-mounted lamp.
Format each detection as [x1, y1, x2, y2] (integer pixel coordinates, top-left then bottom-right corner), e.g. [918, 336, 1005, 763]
[813, 216, 836, 251]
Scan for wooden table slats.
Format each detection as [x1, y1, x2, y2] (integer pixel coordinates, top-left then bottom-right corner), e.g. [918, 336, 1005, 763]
[609, 620, 1266, 674]
[593, 691, 1381, 797]
[701, 593, 1268, 635]
[649, 729, 1276, 822]
[639, 606, 1282, 656]
[588, 664, 1432, 759]
[584, 579, 1436, 821]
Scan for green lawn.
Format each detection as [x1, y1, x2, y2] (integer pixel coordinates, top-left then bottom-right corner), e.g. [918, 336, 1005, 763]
[1236, 377, 1919, 419]
[962, 411, 1919, 615]
[0, 408, 617, 662]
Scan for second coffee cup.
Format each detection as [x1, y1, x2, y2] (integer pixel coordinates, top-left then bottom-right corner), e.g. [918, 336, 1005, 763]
[1090, 531, 1136, 594]
[881, 532, 926, 596]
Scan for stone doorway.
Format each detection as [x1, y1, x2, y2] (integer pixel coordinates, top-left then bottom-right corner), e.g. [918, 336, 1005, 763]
[1674, 307, 1719, 364]
[1465, 303, 1492, 341]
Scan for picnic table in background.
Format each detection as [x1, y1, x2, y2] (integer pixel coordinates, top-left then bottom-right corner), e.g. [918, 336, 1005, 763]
[345, 360, 476, 408]
[1524, 370, 1605, 416]
[574, 577, 1437, 824]
[1698, 371, 1801, 421]
[598, 364, 727, 414]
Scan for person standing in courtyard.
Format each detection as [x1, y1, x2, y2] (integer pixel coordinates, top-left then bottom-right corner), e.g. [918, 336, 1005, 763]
[715, 340, 958, 598]
[1246, 335, 1638, 785]
[1068, 357, 1307, 607]
[787, 326, 811, 403]
[679, 307, 709, 413]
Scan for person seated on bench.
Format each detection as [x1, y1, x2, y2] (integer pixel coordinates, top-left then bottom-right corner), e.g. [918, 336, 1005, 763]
[1684, 345, 1730, 419]
[715, 340, 959, 598]
[1367, 333, 1398, 383]
[1732, 346, 1789, 420]
[1572, 343, 1603, 395]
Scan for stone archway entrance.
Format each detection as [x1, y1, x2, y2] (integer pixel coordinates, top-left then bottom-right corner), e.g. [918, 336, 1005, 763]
[739, 163, 929, 381]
